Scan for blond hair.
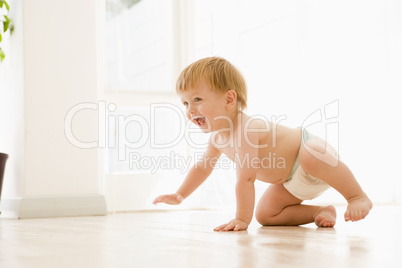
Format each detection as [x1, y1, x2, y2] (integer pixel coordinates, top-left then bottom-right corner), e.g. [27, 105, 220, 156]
[176, 57, 247, 111]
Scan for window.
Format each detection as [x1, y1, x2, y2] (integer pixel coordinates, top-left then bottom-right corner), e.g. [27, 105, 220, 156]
[105, 0, 173, 92]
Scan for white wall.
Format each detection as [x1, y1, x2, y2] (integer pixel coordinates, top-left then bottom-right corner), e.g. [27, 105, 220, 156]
[0, 0, 106, 218]
[190, 0, 402, 206]
[23, 0, 100, 196]
[0, 0, 25, 198]
[240, 0, 402, 204]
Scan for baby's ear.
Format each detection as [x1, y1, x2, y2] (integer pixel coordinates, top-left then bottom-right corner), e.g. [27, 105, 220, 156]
[225, 90, 237, 109]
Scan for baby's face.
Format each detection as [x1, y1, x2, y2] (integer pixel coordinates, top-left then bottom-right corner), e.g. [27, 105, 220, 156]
[178, 80, 228, 133]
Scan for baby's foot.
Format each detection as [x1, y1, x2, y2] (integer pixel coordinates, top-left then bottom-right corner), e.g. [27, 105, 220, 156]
[313, 205, 337, 227]
[344, 194, 373, 222]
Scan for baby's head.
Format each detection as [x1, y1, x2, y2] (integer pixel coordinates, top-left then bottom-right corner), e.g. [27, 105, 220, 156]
[176, 57, 247, 111]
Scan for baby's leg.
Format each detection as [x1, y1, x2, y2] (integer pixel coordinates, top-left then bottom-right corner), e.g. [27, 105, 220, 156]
[255, 184, 336, 227]
[299, 139, 373, 222]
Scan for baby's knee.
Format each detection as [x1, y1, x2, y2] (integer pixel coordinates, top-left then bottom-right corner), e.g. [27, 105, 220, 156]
[255, 211, 276, 226]
[255, 214, 268, 226]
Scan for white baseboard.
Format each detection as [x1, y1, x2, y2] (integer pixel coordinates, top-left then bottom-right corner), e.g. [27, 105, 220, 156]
[0, 195, 107, 219]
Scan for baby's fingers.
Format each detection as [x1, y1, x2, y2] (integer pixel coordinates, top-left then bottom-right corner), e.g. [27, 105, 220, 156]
[223, 223, 236, 231]
[153, 194, 183, 205]
[152, 196, 163, 204]
[214, 222, 236, 232]
[214, 223, 229, 232]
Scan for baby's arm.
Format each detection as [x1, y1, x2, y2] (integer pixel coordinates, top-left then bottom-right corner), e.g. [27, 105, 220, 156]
[214, 129, 259, 232]
[153, 139, 221, 205]
[214, 162, 257, 231]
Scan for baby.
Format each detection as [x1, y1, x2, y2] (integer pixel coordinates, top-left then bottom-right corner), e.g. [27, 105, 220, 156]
[153, 57, 372, 231]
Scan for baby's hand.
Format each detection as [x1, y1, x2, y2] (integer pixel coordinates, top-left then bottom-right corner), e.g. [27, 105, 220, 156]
[152, 193, 184, 205]
[214, 218, 249, 232]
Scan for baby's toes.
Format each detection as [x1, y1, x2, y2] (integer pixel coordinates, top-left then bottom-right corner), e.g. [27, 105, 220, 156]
[358, 210, 367, 220]
[359, 210, 368, 220]
[352, 210, 364, 221]
[352, 211, 360, 221]
[344, 211, 351, 221]
[356, 211, 362, 221]
[345, 210, 359, 221]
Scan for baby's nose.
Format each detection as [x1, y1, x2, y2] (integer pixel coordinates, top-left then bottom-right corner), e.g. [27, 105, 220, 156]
[187, 104, 196, 114]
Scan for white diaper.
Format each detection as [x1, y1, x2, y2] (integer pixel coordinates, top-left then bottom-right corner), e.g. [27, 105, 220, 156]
[283, 164, 331, 200]
[283, 129, 338, 200]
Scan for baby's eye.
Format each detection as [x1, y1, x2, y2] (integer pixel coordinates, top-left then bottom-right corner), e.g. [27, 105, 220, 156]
[194, 98, 201, 102]
[183, 101, 188, 106]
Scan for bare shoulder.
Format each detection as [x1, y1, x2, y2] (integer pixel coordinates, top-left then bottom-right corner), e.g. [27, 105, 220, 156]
[242, 113, 271, 130]
[241, 113, 270, 135]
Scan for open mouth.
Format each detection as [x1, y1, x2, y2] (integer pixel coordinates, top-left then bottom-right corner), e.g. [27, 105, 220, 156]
[192, 116, 206, 127]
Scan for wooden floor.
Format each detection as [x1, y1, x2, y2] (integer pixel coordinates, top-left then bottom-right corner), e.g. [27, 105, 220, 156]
[0, 205, 401, 268]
